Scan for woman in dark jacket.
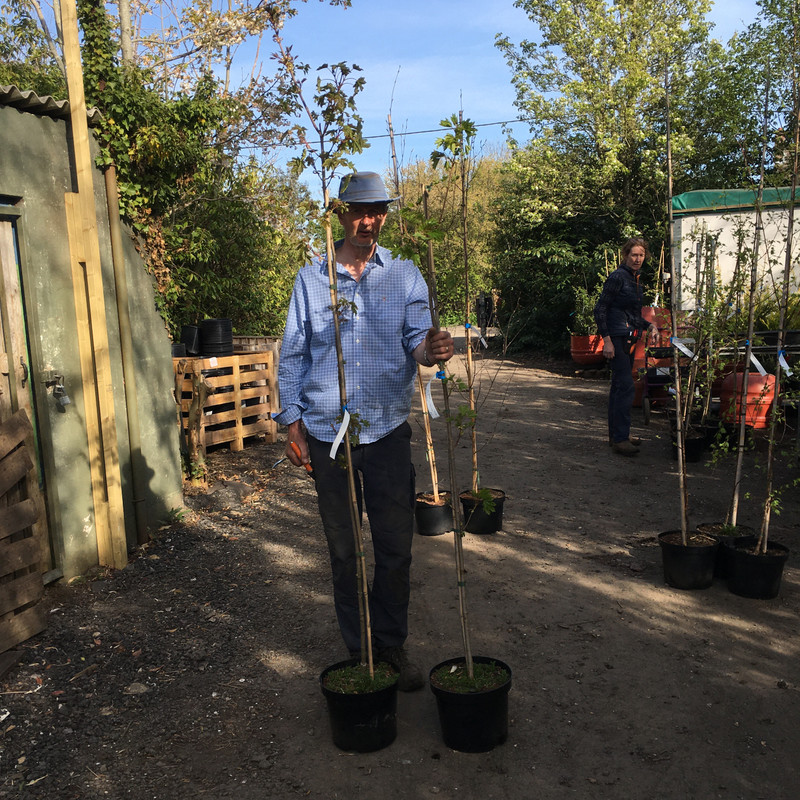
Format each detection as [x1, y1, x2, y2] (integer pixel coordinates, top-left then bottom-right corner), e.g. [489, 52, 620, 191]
[593, 237, 660, 456]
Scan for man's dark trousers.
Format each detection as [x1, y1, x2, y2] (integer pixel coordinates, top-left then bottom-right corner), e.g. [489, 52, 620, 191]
[307, 422, 415, 653]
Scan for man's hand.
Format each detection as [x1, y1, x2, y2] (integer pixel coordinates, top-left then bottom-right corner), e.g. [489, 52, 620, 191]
[421, 328, 455, 366]
[285, 421, 310, 468]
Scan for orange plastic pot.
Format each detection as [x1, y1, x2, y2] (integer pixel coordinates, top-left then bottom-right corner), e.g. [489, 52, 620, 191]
[570, 334, 605, 365]
[720, 372, 776, 429]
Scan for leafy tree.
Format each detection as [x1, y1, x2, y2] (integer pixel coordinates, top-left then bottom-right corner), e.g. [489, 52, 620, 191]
[0, 0, 345, 337]
[70, 0, 314, 336]
[493, 0, 713, 351]
[380, 141, 507, 325]
[0, 0, 66, 97]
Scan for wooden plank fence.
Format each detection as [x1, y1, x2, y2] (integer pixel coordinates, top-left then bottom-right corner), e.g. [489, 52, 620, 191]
[0, 409, 44, 655]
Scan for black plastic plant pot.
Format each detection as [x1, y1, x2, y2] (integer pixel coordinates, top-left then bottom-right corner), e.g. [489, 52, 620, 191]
[180, 324, 200, 355]
[696, 523, 757, 580]
[429, 656, 512, 753]
[320, 659, 398, 752]
[415, 492, 453, 536]
[657, 530, 719, 590]
[671, 434, 707, 462]
[726, 540, 789, 599]
[459, 489, 505, 534]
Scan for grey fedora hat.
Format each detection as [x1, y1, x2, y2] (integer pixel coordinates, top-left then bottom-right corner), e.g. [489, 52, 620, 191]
[337, 172, 400, 204]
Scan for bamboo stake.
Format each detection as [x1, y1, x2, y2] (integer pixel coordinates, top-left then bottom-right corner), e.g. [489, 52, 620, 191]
[759, 35, 800, 554]
[416, 368, 440, 503]
[424, 187, 473, 679]
[321, 191, 373, 676]
[665, 59, 690, 543]
[730, 64, 771, 527]
[388, 117, 440, 499]
[456, 111, 479, 495]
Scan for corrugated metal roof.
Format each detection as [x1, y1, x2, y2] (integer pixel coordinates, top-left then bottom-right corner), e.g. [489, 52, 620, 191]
[0, 84, 102, 125]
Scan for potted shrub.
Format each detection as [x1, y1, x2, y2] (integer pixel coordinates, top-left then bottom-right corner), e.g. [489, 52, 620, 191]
[270, 28, 400, 750]
[425, 114, 511, 752]
[657, 71, 718, 588]
[726, 120, 798, 599]
[387, 156, 454, 538]
[414, 354, 453, 536]
[431, 113, 506, 535]
[569, 283, 606, 366]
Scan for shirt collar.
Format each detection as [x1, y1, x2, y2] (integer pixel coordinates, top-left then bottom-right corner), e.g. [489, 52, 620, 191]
[323, 242, 386, 278]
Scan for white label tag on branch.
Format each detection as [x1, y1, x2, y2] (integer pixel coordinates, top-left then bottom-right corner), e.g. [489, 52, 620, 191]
[480, 336, 488, 348]
[671, 337, 696, 360]
[329, 408, 351, 460]
[424, 375, 440, 420]
[779, 352, 793, 377]
[750, 352, 768, 377]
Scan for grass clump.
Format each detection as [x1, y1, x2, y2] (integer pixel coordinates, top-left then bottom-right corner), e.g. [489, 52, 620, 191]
[430, 660, 509, 693]
[323, 662, 398, 694]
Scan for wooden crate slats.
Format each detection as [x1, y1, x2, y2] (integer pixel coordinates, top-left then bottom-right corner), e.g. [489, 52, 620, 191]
[0, 498, 38, 542]
[0, 605, 45, 654]
[0, 537, 40, 579]
[173, 352, 277, 453]
[0, 409, 33, 461]
[0, 572, 43, 617]
[0, 446, 34, 498]
[0, 409, 44, 655]
[204, 418, 272, 448]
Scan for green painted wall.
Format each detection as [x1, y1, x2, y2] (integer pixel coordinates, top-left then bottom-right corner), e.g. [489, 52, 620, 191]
[0, 104, 183, 579]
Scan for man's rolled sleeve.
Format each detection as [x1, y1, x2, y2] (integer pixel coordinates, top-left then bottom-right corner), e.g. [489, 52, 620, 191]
[273, 277, 311, 426]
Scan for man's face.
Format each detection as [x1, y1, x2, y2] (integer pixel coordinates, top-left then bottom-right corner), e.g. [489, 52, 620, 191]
[337, 203, 389, 250]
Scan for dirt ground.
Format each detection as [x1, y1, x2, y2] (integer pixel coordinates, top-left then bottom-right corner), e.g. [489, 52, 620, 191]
[2, 343, 800, 800]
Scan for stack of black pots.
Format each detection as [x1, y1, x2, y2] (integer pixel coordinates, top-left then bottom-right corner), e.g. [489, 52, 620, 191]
[180, 325, 201, 355]
[199, 318, 234, 357]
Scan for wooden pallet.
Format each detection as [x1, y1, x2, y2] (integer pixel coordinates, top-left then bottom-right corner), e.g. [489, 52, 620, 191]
[174, 352, 278, 455]
[232, 335, 281, 353]
[0, 409, 44, 655]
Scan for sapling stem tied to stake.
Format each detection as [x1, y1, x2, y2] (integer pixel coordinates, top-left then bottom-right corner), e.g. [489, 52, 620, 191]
[270, 20, 377, 678]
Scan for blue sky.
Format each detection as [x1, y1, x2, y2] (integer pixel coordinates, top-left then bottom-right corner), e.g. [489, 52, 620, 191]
[254, 0, 760, 185]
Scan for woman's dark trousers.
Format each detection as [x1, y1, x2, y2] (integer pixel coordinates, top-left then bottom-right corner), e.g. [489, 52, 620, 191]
[608, 336, 635, 444]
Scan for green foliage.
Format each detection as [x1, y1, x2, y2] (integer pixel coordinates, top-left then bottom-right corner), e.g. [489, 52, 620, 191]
[473, 486, 497, 516]
[69, 0, 311, 337]
[570, 281, 604, 335]
[0, 0, 66, 97]
[492, 0, 719, 352]
[164, 507, 187, 524]
[380, 151, 506, 325]
[753, 289, 800, 331]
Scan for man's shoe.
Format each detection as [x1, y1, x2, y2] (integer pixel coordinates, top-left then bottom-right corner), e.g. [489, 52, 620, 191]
[609, 435, 642, 446]
[612, 439, 640, 456]
[376, 646, 424, 692]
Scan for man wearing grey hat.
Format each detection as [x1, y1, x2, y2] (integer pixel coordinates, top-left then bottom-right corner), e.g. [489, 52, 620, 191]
[274, 171, 454, 691]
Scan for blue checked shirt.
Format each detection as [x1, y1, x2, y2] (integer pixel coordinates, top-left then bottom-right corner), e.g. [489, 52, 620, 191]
[273, 243, 432, 443]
